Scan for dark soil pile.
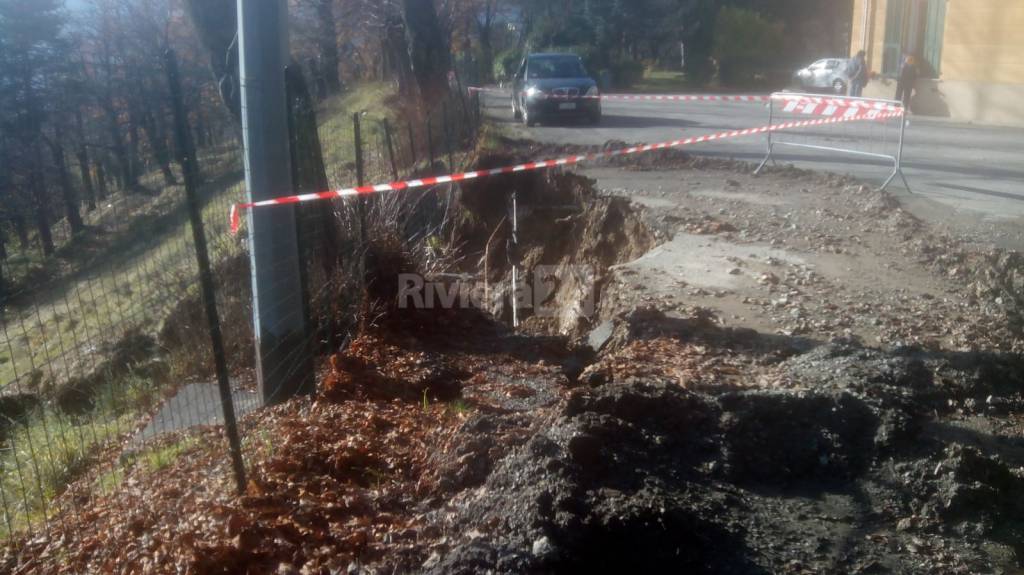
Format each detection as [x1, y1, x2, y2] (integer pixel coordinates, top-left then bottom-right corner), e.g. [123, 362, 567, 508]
[421, 309, 1024, 574]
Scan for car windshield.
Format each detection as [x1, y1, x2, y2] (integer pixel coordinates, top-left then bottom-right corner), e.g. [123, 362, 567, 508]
[528, 56, 587, 79]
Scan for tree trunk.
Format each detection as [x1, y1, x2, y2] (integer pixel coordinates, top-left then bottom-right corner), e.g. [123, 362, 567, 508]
[104, 97, 136, 190]
[401, 0, 451, 111]
[95, 160, 109, 200]
[307, 56, 326, 101]
[49, 137, 85, 235]
[479, 21, 494, 83]
[30, 149, 55, 256]
[285, 66, 338, 277]
[315, 0, 341, 96]
[76, 147, 96, 211]
[386, 15, 418, 102]
[184, 0, 241, 120]
[142, 105, 177, 186]
[12, 214, 30, 249]
[285, 65, 342, 354]
[127, 106, 143, 183]
[194, 103, 209, 148]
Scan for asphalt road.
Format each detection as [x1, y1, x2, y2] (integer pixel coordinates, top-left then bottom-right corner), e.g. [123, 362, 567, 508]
[484, 91, 1024, 234]
[130, 382, 261, 448]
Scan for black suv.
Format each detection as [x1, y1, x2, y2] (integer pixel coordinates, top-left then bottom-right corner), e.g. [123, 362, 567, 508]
[511, 53, 601, 126]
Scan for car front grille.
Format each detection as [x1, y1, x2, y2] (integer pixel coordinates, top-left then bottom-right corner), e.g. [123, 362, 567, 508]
[551, 87, 580, 98]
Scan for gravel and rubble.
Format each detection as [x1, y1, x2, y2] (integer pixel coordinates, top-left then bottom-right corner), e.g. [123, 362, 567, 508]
[572, 150, 1024, 354]
[3, 151, 1023, 574]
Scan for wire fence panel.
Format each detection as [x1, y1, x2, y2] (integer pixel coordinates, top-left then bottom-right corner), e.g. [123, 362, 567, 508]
[755, 92, 910, 192]
[0, 70, 482, 544]
[0, 97, 251, 541]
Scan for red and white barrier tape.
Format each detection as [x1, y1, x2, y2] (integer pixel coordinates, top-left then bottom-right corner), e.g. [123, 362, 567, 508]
[469, 87, 903, 114]
[777, 96, 902, 116]
[468, 86, 767, 103]
[229, 110, 903, 234]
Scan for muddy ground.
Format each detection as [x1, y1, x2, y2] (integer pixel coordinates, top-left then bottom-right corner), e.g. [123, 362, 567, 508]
[4, 148, 1023, 574]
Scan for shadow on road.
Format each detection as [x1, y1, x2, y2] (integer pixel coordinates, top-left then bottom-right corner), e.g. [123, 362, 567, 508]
[596, 114, 701, 129]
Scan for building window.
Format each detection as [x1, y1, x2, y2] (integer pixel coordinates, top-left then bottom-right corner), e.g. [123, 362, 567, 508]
[883, 0, 945, 78]
[883, 0, 907, 77]
[922, 0, 946, 76]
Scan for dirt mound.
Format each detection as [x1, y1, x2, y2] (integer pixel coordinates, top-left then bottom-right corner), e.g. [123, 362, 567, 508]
[413, 308, 1024, 573]
[55, 329, 164, 413]
[719, 390, 878, 484]
[785, 343, 1024, 418]
[423, 381, 747, 574]
[321, 333, 468, 403]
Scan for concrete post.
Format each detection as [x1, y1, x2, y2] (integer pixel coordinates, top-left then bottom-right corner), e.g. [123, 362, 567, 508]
[237, 0, 314, 404]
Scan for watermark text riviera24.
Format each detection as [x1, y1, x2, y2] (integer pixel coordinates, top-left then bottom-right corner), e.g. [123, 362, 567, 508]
[398, 266, 596, 318]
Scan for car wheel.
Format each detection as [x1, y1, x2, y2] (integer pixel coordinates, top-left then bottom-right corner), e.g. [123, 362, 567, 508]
[523, 106, 536, 127]
[833, 79, 847, 95]
[512, 97, 522, 120]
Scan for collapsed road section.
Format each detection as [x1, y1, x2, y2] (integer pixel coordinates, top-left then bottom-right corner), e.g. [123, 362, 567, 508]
[5, 150, 1024, 575]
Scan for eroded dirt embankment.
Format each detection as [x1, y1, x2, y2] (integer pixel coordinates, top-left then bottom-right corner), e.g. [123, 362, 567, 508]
[455, 153, 656, 335]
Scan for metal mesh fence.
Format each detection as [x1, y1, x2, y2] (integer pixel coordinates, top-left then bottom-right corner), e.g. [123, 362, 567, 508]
[755, 92, 910, 192]
[0, 68, 482, 543]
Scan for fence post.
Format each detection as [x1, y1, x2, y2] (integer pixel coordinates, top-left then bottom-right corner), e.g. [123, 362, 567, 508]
[237, 0, 314, 405]
[406, 121, 416, 167]
[383, 119, 399, 181]
[754, 94, 776, 176]
[426, 114, 436, 171]
[353, 112, 368, 246]
[880, 109, 912, 193]
[452, 67, 471, 141]
[283, 65, 317, 354]
[475, 91, 482, 131]
[442, 101, 454, 171]
[165, 48, 246, 494]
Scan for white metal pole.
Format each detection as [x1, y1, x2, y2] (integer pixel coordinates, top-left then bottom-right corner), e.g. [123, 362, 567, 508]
[511, 191, 519, 328]
[237, 0, 314, 404]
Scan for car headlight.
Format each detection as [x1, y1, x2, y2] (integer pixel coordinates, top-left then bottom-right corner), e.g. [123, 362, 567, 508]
[585, 86, 599, 98]
[525, 86, 545, 99]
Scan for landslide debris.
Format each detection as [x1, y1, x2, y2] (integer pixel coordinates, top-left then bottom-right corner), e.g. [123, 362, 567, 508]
[457, 154, 655, 335]
[5, 156, 1024, 575]
[423, 309, 1024, 575]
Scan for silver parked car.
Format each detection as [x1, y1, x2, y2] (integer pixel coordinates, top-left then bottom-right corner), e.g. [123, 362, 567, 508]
[792, 58, 852, 94]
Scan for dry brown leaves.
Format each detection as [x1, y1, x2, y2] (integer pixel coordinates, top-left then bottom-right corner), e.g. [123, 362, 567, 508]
[4, 378, 465, 574]
[584, 337, 752, 390]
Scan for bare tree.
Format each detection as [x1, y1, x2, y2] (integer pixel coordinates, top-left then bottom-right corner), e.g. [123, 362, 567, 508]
[401, 0, 452, 110]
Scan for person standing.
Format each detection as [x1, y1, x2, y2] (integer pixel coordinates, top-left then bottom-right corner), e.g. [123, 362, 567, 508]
[849, 50, 868, 97]
[895, 55, 918, 111]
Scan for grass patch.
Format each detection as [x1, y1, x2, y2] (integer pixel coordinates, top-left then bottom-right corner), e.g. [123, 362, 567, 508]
[0, 153, 246, 392]
[448, 399, 473, 415]
[94, 466, 124, 496]
[0, 371, 160, 537]
[317, 82, 401, 189]
[135, 437, 199, 473]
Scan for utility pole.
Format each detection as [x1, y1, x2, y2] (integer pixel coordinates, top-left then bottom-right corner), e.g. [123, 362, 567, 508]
[237, 0, 314, 404]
